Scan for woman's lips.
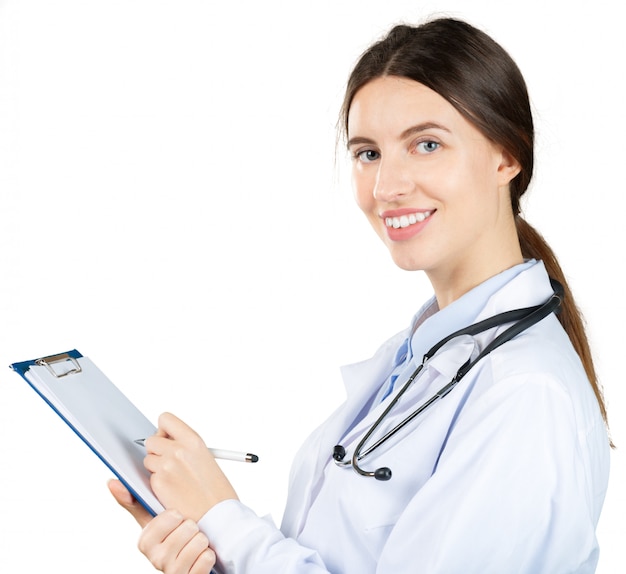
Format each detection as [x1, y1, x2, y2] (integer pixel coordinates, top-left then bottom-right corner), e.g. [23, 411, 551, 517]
[380, 209, 435, 241]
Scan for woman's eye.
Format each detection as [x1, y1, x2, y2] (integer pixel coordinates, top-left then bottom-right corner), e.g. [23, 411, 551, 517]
[355, 149, 380, 163]
[415, 140, 440, 154]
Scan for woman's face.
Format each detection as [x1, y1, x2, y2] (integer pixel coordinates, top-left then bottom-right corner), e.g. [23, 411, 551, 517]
[347, 76, 521, 300]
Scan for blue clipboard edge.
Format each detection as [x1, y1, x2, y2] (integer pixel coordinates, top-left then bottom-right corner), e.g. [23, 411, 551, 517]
[9, 349, 158, 517]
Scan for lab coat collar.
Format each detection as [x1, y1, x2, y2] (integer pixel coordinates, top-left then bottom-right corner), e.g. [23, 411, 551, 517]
[475, 259, 554, 320]
[408, 259, 538, 363]
[339, 260, 543, 400]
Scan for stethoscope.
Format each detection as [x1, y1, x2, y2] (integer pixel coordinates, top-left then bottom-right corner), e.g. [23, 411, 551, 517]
[333, 279, 564, 481]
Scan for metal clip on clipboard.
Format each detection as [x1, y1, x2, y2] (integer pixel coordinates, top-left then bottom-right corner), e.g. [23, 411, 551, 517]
[35, 352, 82, 378]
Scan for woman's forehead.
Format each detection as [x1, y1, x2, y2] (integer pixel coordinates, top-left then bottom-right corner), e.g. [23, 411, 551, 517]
[347, 77, 468, 140]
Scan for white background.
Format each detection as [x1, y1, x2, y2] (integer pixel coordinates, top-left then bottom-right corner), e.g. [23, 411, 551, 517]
[0, 1, 623, 572]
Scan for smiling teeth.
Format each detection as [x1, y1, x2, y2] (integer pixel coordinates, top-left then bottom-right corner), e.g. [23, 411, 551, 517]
[385, 211, 433, 229]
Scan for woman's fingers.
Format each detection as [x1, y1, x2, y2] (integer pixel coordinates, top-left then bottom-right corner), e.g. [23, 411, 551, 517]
[158, 412, 203, 444]
[139, 510, 215, 574]
[141, 412, 238, 521]
[143, 413, 207, 466]
[189, 548, 216, 574]
[179, 532, 216, 574]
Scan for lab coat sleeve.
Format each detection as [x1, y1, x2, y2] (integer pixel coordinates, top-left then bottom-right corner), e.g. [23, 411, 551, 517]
[376, 371, 608, 574]
[197, 499, 332, 574]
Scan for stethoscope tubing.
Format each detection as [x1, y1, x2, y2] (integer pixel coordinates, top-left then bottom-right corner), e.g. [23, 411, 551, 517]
[334, 280, 564, 480]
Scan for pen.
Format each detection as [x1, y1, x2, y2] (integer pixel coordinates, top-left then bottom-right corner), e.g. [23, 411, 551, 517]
[133, 438, 259, 463]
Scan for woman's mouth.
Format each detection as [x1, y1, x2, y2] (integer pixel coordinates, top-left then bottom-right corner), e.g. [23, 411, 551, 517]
[384, 210, 435, 229]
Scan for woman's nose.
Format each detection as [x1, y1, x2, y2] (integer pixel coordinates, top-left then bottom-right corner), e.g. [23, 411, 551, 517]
[372, 158, 414, 202]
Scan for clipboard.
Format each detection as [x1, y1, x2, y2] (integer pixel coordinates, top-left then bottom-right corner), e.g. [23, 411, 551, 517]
[10, 350, 164, 516]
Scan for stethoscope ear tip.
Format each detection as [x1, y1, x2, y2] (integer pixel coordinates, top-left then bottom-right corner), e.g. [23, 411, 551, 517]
[333, 445, 346, 462]
[374, 467, 392, 481]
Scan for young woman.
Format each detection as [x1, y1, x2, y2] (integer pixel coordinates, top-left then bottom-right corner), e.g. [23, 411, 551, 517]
[110, 17, 611, 573]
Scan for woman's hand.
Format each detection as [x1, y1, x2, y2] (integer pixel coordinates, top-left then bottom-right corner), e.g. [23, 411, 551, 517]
[138, 509, 216, 574]
[109, 480, 216, 574]
[144, 412, 238, 521]
[109, 413, 237, 572]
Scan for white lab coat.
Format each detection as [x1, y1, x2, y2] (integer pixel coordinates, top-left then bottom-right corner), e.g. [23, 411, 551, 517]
[199, 260, 610, 573]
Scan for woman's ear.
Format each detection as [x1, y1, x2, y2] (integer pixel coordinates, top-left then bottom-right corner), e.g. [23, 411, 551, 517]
[497, 148, 522, 187]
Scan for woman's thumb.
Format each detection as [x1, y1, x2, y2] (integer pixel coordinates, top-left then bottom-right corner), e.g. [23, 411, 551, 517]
[107, 479, 153, 528]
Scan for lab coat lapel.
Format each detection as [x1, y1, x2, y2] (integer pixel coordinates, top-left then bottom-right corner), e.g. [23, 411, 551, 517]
[281, 330, 406, 537]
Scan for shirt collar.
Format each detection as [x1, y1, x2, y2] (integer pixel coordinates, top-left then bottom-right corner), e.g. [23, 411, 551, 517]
[408, 259, 539, 363]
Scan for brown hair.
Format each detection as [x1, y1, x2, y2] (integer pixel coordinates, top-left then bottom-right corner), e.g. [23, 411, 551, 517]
[339, 18, 610, 433]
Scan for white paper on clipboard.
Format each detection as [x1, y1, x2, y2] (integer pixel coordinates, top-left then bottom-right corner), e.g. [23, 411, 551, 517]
[10, 350, 163, 516]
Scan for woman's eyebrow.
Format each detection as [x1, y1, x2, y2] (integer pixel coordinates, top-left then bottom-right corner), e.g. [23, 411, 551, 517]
[347, 122, 451, 149]
[400, 122, 451, 139]
[346, 135, 375, 149]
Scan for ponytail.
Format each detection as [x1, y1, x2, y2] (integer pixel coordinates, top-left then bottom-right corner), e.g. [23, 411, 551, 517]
[516, 216, 611, 438]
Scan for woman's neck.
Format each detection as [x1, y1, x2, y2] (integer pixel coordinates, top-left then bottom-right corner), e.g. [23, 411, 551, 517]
[428, 247, 524, 309]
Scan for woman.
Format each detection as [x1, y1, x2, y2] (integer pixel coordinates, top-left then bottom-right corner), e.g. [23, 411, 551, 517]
[110, 17, 611, 573]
